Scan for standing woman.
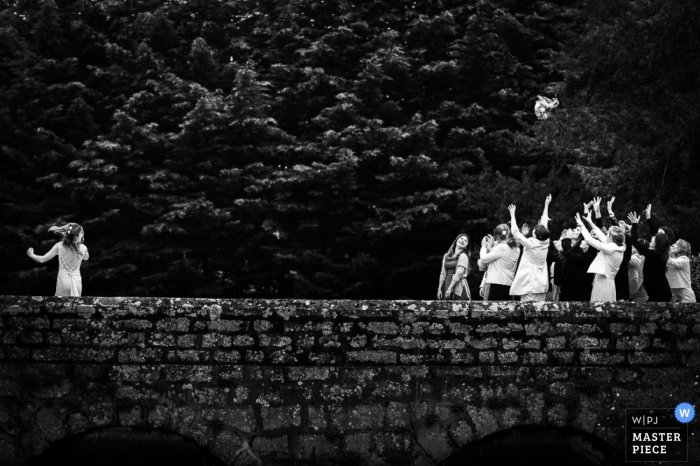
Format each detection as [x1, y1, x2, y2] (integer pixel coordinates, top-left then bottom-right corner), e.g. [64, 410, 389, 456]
[628, 212, 672, 302]
[437, 233, 472, 301]
[666, 239, 696, 303]
[479, 224, 519, 300]
[575, 212, 626, 301]
[27, 224, 89, 297]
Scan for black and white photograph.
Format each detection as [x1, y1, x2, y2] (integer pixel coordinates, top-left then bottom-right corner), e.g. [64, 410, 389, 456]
[0, 0, 699, 464]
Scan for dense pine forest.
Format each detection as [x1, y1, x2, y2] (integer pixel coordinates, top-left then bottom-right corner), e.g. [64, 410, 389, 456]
[1, 0, 699, 298]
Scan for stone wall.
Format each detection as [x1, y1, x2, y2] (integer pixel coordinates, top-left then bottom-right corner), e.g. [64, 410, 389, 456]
[0, 296, 699, 465]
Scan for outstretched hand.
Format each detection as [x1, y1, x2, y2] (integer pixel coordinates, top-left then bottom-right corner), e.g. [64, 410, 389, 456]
[607, 196, 615, 214]
[574, 212, 584, 226]
[645, 204, 652, 219]
[592, 197, 602, 212]
[545, 194, 552, 205]
[508, 204, 516, 216]
[26, 248, 34, 257]
[627, 212, 640, 224]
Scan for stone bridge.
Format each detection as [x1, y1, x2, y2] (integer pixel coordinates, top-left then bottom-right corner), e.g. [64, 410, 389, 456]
[0, 296, 698, 465]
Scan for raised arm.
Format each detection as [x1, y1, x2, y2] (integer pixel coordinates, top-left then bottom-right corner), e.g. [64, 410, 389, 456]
[575, 213, 605, 251]
[583, 208, 607, 243]
[592, 197, 604, 229]
[628, 212, 651, 256]
[27, 243, 59, 264]
[607, 197, 620, 226]
[540, 194, 552, 228]
[508, 204, 529, 247]
[644, 204, 662, 238]
[666, 255, 688, 269]
[480, 235, 505, 263]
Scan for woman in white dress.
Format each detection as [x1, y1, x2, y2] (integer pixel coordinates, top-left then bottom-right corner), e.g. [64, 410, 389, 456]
[574, 212, 625, 301]
[27, 223, 89, 296]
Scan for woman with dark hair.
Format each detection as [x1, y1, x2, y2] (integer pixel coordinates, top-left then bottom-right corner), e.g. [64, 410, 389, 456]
[560, 227, 596, 301]
[27, 223, 89, 297]
[437, 233, 471, 301]
[479, 224, 519, 300]
[628, 212, 672, 302]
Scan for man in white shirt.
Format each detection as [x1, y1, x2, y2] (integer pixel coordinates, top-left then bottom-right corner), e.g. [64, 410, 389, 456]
[508, 195, 552, 302]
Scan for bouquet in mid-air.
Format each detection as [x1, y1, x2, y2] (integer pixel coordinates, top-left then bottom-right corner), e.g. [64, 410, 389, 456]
[534, 95, 559, 120]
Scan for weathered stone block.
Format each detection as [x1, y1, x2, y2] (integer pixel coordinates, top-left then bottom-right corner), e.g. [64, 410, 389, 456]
[20, 332, 43, 344]
[467, 406, 498, 438]
[641, 323, 658, 334]
[259, 335, 292, 347]
[662, 323, 687, 335]
[502, 338, 522, 350]
[416, 423, 453, 462]
[628, 352, 672, 366]
[497, 352, 518, 364]
[117, 348, 163, 363]
[347, 351, 396, 364]
[203, 333, 232, 348]
[344, 432, 373, 455]
[296, 434, 338, 457]
[525, 322, 552, 336]
[233, 335, 255, 346]
[469, 337, 497, 349]
[347, 405, 384, 430]
[254, 436, 289, 456]
[610, 323, 637, 335]
[522, 352, 548, 365]
[546, 336, 566, 349]
[156, 318, 190, 332]
[547, 403, 568, 426]
[118, 405, 143, 427]
[616, 336, 650, 350]
[369, 322, 399, 334]
[262, 405, 301, 431]
[149, 333, 176, 347]
[574, 336, 608, 349]
[678, 339, 700, 351]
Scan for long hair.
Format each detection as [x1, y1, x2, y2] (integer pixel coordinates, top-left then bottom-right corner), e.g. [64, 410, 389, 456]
[49, 223, 84, 255]
[493, 224, 517, 249]
[445, 233, 471, 275]
[654, 232, 671, 262]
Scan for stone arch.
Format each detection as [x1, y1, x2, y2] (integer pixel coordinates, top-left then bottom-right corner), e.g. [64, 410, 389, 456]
[440, 425, 610, 466]
[25, 427, 226, 466]
[12, 393, 256, 466]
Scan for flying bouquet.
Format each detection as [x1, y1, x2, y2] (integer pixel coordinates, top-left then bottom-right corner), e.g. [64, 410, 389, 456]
[534, 95, 559, 120]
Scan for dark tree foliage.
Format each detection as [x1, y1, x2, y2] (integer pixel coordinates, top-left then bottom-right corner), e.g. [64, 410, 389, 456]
[1, 0, 698, 298]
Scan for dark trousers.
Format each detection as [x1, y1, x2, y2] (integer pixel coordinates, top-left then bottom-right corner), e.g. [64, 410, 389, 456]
[486, 283, 512, 301]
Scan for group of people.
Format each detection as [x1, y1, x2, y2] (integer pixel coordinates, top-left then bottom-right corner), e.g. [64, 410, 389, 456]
[438, 195, 696, 303]
[24, 197, 696, 304]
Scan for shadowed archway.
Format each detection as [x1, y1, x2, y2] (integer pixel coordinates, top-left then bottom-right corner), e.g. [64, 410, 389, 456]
[441, 426, 609, 466]
[26, 428, 227, 466]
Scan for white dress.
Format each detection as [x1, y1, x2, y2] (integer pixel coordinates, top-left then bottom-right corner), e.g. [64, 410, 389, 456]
[56, 244, 86, 296]
[583, 228, 625, 302]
